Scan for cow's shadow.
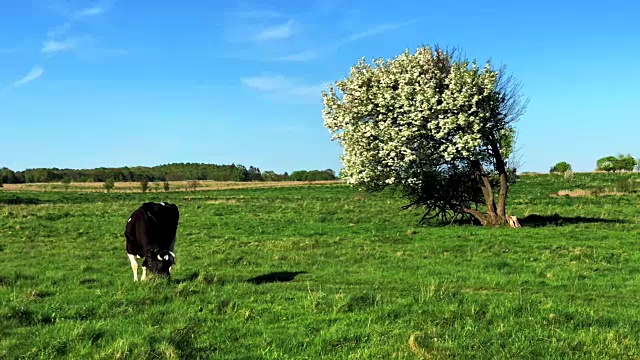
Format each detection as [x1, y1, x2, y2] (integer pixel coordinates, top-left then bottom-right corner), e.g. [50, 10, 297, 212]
[246, 271, 307, 285]
[518, 213, 627, 227]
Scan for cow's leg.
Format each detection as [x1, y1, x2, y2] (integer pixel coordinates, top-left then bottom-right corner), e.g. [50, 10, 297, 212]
[141, 266, 147, 281]
[128, 254, 139, 282]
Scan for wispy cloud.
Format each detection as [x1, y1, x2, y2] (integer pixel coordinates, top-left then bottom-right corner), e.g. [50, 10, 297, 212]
[47, 4, 108, 39]
[11, 66, 44, 87]
[43, 2, 116, 57]
[47, 22, 73, 39]
[42, 37, 81, 54]
[276, 49, 320, 62]
[74, 6, 105, 19]
[241, 74, 329, 103]
[253, 20, 295, 42]
[232, 9, 285, 20]
[274, 18, 421, 63]
[242, 74, 293, 92]
[339, 18, 421, 45]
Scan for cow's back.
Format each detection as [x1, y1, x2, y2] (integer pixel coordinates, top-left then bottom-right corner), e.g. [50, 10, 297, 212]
[125, 202, 180, 257]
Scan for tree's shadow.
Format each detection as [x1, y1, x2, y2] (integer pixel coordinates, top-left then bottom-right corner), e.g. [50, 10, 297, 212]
[247, 271, 307, 285]
[519, 213, 626, 227]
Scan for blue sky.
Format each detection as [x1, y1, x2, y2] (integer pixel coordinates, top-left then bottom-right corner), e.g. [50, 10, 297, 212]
[1, 0, 638, 174]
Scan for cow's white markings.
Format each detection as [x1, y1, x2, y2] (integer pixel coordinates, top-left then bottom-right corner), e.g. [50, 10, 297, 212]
[128, 254, 139, 282]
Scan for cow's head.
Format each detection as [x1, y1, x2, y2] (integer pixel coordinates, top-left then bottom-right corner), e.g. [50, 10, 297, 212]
[145, 249, 175, 277]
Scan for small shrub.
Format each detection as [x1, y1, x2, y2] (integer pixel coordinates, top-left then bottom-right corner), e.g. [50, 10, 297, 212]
[103, 179, 115, 193]
[61, 177, 72, 191]
[615, 177, 635, 193]
[591, 186, 605, 196]
[163, 181, 170, 192]
[187, 180, 200, 191]
[563, 170, 574, 183]
[140, 180, 149, 193]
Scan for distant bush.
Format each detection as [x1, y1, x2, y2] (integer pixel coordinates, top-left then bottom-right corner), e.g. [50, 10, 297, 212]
[289, 169, 338, 181]
[187, 180, 200, 191]
[615, 154, 637, 172]
[140, 180, 149, 193]
[103, 179, 115, 193]
[591, 186, 605, 196]
[61, 177, 72, 191]
[163, 181, 170, 192]
[615, 177, 636, 193]
[563, 170, 574, 183]
[550, 162, 571, 174]
[596, 154, 637, 172]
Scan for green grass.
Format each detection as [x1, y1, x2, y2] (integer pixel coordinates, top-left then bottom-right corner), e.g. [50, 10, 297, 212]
[1, 173, 640, 359]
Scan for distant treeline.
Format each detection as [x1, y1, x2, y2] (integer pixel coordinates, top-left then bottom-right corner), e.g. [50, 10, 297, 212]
[0, 163, 338, 184]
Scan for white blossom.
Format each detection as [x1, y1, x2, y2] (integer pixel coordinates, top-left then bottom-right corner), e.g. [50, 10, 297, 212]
[322, 45, 512, 190]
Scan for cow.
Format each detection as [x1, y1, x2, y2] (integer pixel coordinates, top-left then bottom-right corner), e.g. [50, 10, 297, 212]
[125, 201, 180, 281]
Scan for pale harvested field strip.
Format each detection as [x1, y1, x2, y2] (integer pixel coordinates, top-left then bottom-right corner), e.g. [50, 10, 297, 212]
[1, 180, 343, 192]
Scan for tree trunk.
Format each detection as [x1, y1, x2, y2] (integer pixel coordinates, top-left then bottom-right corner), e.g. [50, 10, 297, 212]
[469, 146, 516, 227]
[470, 160, 505, 226]
[462, 208, 490, 225]
[489, 139, 510, 219]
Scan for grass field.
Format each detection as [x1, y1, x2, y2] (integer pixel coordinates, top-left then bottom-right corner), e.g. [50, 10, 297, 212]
[1, 173, 639, 359]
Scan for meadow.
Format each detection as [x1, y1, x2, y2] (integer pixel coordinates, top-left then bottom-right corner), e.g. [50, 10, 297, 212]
[1, 173, 639, 359]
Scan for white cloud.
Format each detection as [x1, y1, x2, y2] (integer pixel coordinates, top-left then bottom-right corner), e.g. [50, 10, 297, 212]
[11, 66, 44, 87]
[74, 6, 105, 19]
[241, 74, 293, 92]
[232, 9, 284, 19]
[270, 18, 421, 62]
[42, 38, 79, 53]
[47, 22, 72, 39]
[253, 20, 295, 42]
[276, 49, 319, 62]
[241, 74, 329, 103]
[339, 18, 421, 45]
[42, 2, 115, 57]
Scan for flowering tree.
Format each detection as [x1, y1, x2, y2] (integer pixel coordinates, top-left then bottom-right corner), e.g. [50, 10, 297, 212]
[322, 45, 527, 226]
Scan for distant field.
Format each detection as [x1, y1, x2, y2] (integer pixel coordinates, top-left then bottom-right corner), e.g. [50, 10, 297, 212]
[1, 180, 342, 192]
[1, 173, 639, 358]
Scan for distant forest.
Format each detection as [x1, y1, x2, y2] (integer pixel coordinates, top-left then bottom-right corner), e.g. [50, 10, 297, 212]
[0, 163, 338, 184]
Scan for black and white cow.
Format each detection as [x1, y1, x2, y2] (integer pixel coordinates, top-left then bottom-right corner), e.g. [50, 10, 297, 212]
[125, 201, 180, 281]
